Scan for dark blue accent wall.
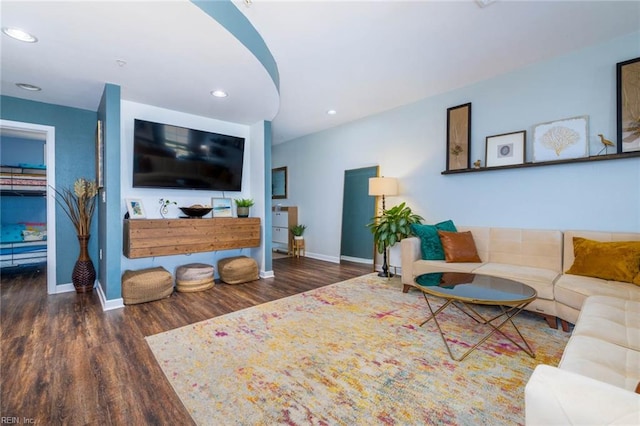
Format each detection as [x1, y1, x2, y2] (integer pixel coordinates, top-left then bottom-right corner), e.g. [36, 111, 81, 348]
[97, 84, 122, 301]
[0, 95, 98, 285]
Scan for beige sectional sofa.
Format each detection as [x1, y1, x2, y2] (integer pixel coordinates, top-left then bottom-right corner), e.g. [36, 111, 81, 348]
[401, 226, 640, 424]
[525, 296, 640, 424]
[401, 226, 640, 328]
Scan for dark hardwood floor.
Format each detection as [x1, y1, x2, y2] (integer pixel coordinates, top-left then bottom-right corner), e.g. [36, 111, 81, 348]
[0, 257, 372, 425]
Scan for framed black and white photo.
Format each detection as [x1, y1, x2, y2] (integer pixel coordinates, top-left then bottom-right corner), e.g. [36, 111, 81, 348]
[125, 198, 146, 219]
[533, 116, 589, 162]
[211, 197, 232, 217]
[485, 131, 526, 167]
[617, 57, 640, 153]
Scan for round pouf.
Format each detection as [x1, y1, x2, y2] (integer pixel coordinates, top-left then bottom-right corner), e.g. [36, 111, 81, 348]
[122, 267, 173, 305]
[176, 263, 215, 293]
[218, 256, 259, 285]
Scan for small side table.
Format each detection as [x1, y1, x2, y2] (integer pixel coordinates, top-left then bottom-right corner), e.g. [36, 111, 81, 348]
[293, 238, 305, 258]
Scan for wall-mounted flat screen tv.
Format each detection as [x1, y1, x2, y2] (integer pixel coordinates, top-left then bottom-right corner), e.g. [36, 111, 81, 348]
[133, 119, 245, 191]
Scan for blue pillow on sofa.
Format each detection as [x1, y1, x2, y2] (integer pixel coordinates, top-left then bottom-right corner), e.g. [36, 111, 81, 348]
[410, 220, 457, 260]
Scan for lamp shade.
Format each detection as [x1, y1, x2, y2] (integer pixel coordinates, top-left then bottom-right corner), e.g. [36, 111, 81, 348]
[368, 177, 398, 196]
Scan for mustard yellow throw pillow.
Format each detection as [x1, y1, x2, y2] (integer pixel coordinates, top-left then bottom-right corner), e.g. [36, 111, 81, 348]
[566, 237, 640, 285]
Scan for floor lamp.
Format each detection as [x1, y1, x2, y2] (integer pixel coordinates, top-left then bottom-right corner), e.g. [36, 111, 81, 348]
[369, 176, 398, 277]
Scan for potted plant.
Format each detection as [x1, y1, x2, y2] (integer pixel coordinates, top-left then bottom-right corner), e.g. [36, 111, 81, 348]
[235, 198, 255, 218]
[52, 177, 98, 293]
[366, 202, 423, 277]
[290, 224, 307, 240]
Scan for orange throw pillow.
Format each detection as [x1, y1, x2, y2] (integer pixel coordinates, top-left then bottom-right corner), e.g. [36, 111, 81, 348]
[437, 230, 481, 263]
[566, 237, 640, 284]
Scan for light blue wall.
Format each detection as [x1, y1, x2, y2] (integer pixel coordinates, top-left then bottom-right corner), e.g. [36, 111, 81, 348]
[273, 32, 640, 262]
[0, 96, 98, 284]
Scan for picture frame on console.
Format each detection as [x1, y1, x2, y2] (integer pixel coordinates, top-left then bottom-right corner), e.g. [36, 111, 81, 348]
[446, 103, 471, 171]
[211, 197, 233, 217]
[532, 116, 589, 163]
[485, 131, 526, 168]
[125, 198, 146, 219]
[617, 56, 640, 153]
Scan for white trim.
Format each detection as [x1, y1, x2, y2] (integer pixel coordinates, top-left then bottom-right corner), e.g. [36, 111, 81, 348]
[305, 252, 340, 264]
[97, 280, 124, 310]
[54, 283, 76, 294]
[260, 270, 275, 279]
[339, 255, 372, 264]
[0, 119, 56, 294]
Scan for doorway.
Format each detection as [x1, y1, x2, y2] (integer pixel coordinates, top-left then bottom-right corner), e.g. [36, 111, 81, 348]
[340, 166, 378, 264]
[0, 119, 56, 294]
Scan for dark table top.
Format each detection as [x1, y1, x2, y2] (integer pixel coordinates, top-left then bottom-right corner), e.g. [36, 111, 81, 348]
[414, 272, 537, 305]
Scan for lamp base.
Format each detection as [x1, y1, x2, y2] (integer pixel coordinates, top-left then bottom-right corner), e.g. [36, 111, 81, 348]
[378, 270, 394, 278]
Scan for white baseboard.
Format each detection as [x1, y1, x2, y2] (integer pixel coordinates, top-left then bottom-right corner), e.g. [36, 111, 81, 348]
[340, 255, 373, 265]
[97, 281, 124, 311]
[305, 252, 340, 264]
[261, 270, 275, 279]
[55, 282, 76, 293]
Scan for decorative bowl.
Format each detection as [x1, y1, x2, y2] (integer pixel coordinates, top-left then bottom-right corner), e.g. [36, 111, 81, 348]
[179, 206, 213, 218]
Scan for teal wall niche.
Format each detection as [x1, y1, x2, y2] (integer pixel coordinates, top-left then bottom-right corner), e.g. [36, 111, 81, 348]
[0, 96, 98, 286]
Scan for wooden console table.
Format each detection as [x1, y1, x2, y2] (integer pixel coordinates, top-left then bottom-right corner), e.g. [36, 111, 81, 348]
[123, 218, 261, 259]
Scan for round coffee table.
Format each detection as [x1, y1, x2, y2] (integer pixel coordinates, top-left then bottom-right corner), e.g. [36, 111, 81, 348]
[413, 271, 537, 361]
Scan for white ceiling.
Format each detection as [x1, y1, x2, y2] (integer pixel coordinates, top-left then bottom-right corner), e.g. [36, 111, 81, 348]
[1, 1, 639, 145]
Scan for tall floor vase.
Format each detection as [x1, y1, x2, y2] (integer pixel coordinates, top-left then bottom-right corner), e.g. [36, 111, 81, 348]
[72, 234, 96, 293]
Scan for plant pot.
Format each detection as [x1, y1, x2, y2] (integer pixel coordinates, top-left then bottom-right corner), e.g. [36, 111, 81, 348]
[72, 234, 96, 293]
[293, 236, 304, 240]
[237, 207, 250, 218]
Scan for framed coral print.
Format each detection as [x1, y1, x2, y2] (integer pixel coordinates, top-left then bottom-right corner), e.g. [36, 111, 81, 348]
[617, 57, 640, 153]
[446, 103, 471, 171]
[211, 197, 232, 217]
[125, 198, 146, 219]
[485, 131, 526, 167]
[532, 116, 588, 162]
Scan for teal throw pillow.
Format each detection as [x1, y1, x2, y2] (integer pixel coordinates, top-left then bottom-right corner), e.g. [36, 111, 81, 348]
[410, 220, 457, 260]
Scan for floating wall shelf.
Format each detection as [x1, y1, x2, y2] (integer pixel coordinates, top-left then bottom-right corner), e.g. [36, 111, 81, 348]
[442, 152, 640, 175]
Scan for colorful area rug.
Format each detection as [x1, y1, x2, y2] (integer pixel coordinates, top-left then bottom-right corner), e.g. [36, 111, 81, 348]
[146, 274, 569, 425]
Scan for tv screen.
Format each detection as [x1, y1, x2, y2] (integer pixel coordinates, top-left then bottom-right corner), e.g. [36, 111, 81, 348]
[132, 119, 245, 191]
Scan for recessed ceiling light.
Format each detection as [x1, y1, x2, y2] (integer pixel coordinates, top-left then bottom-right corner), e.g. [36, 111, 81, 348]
[327, 109, 337, 115]
[16, 83, 41, 91]
[2, 27, 38, 43]
[211, 90, 228, 98]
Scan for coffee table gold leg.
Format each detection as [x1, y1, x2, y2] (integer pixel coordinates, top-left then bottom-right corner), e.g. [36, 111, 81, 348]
[419, 295, 535, 361]
[420, 295, 459, 361]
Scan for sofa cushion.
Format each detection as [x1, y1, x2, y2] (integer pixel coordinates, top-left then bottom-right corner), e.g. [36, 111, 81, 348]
[438, 230, 481, 263]
[559, 335, 640, 392]
[566, 237, 640, 284]
[412, 259, 481, 276]
[572, 296, 640, 351]
[410, 220, 457, 260]
[555, 274, 640, 311]
[488, 228, 563, 272]
[472, 262, 558, 300]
